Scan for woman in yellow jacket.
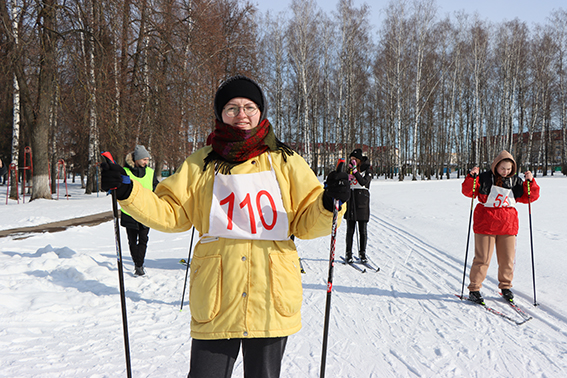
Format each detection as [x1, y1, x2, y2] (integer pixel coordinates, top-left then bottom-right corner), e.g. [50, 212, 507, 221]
[101, 75, 350, 378]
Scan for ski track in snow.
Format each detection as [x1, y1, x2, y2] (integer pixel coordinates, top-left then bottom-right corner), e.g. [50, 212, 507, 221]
[294, 212, 567, 378]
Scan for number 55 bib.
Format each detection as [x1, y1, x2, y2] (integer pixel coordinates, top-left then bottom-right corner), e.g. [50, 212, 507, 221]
[484, 185, 516, 208]
[206, 159, 290, 241]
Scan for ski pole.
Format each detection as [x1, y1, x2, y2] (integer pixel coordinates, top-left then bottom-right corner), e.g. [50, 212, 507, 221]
[460, 173, 477, 300]
[320, 159, 345, 378]
[353, 192, 359, 253]
[527, 180, 538, 306]
[101, 152, 133, 378]
[349, 159, 360, 253]
[180, 227, 196, 311]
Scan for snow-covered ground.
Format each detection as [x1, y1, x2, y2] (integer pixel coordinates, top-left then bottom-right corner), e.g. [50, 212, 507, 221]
[1, 173, 566, 377]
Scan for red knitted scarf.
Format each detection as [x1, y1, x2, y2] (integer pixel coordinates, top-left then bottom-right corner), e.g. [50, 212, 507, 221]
[204, 119, 293, 174]
[211, 119, 271, 162]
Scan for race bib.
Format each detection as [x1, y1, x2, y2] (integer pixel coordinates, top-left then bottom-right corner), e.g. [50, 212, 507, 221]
[483, 185, 516, 208]
[206, 165, 289, 240]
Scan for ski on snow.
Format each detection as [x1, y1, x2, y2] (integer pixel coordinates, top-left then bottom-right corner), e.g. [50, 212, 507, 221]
[353, 256, 380, 272]
[499, 293, 533, 322]
[454, 294, 531, 326]
[338, 256, 366, 273]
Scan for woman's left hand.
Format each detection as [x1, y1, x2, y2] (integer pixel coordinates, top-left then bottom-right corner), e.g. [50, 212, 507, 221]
[524, 171, 534, 181]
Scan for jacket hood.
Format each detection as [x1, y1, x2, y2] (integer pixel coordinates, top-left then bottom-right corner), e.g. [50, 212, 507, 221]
[125, 152, 136, 169]
[490, 150, 516, 177]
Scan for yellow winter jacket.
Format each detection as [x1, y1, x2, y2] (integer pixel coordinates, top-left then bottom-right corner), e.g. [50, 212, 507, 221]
[119, 146, 344, 339]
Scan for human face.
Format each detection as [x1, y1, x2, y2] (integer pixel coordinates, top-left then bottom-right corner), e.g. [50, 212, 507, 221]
[221, 97, 260, 130]
[496, 160, 513, 177]
[135, 157, 149, 168]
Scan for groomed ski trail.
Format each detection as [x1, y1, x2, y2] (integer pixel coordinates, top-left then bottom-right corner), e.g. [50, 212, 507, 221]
[294, 209, 567, 377]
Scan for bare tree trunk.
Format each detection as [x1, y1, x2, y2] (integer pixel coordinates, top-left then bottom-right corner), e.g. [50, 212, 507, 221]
[50, 83, 59, 194]
[287, 0, 318, 165]
[409, 0, 436, 181]
[136, 2, 150, 145]
[447, 33, 462, 179]
[550, 11, 567, 173]
[10, 74, 20, 200]
[81, 1, 100, 194]
[1, 0, 54, 200]
[9, 0, 21, 200]
[469, 21, 489, 166]
[526, 88, 540, 171]
[31, 0, 58, 200]
[382, 1, 410, 181]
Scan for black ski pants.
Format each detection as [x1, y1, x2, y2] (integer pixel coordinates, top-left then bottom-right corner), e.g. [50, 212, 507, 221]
[126, 227, 149, 268]
[346, 220, 368, 255]
[187, 337, 287, 378]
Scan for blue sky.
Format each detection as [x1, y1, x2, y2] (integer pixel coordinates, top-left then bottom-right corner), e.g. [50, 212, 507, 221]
[253, 0, 564, 26]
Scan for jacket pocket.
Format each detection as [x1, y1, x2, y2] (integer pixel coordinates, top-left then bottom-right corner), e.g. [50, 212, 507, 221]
[189, 255, 222, 323]
[355, 190, 369, 208]
[269, 251, 303, 317]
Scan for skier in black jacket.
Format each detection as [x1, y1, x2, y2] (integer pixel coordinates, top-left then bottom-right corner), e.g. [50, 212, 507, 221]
[344, 148, 372, 263]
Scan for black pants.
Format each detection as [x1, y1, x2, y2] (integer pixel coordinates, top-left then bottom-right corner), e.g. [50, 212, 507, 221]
[346, 220, 367, 254]
[126, 227, 149, 267]
[188, 337, 288, 378]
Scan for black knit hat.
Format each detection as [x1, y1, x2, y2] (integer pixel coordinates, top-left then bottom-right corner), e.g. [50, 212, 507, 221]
[349, 148, 364, 161]
[214, 75, 266, 122]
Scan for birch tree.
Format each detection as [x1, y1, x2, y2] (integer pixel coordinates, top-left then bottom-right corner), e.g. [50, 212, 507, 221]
[9, 0, 22, 199]
[409, 0, 437, 180]
[260, 11, 288, 137]
[78, 0, 100, 194]
[380, 0, 412, 180]
[550, 10, 567, 173]
[0, 0, 59, 200]
[467, 19, 490, 166]
[287, 0, 319, 165]
[336, 0, 371, 156]
[532, 26, 556, 175]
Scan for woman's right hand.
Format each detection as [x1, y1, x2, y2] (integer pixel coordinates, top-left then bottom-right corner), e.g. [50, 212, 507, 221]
[470, 167, 480, 176]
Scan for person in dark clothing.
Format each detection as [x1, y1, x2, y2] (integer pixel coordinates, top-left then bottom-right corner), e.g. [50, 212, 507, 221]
[121, 145, 159, 276]
[0, 158, 7, 183]
[344, 148, 372, 263]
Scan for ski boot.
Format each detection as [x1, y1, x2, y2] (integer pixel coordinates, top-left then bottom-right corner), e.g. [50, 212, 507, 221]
[468, 291, 485, 305]
[345, 251, 353, 264]
[501, 288, 514, 302]
[134, 265, 146, 276]
[359, 251, 368, 264]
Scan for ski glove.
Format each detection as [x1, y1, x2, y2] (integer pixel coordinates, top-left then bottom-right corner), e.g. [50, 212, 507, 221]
[322, 171, 350, 212]
[101, 161, 133, 200]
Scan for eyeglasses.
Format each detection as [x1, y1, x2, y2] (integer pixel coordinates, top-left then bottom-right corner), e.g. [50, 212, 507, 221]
[223, 105, 259, 118]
